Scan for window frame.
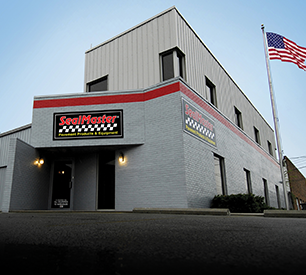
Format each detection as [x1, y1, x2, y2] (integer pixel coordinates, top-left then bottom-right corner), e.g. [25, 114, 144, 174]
[244, 168, 252, 194]
[234, 106, 243, 130]
[275, 185, 281, 209]
[263, 178, 270, 205]
[87, 75, 108, 92]
[254, 126, 261, 145]
[160, 47, 185, 82]
[205, 77, 217, 107]
[213, 154, 227, 195]
[267, 141, 273, 156]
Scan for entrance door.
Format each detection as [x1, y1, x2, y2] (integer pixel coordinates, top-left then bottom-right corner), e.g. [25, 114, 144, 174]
[98, 151, 115, 209]
[51, 161, 72, 208]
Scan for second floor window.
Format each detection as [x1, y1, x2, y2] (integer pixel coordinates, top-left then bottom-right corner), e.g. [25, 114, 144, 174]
[205, 77, 217, 107]
[161, 48, 185, 81]
[87, 75, 108, 92]
[254, 127, 261, 145]
[234, 107, 243, 129]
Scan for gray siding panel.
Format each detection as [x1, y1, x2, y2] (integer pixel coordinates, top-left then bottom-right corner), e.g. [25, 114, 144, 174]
[0, 167, 6, 210]
[84, 8, 177, 91]
[84, 7, 277, 158]
[0, 126, 32, 166]
[175, 11, 276, 157]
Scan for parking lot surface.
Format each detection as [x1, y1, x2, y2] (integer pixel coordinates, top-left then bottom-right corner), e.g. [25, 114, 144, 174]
[1, 212, 306, 274]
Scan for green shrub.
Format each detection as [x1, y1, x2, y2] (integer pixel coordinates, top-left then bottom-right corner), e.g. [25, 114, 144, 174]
[211, 193, 274, 213]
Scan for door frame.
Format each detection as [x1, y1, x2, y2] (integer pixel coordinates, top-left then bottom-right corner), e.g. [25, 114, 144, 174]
[49, 158, 75, 210]
[96, 151, 115, 210]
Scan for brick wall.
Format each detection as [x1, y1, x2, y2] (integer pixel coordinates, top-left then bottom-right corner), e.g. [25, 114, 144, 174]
[285, 156, 306, 210]
[3, 138, 49, 212]
[181, 84, 285, 209]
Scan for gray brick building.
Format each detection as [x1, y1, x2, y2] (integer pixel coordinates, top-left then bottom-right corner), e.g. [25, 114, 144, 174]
[0, 7, 287, 212]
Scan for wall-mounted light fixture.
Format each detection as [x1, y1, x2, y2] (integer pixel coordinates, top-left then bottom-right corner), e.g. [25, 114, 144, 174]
[119, 152, 125, 164]
[34, 158, 44, 166]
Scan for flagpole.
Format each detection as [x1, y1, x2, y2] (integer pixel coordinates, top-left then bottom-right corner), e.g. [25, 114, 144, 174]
[261, 24, 289, 210]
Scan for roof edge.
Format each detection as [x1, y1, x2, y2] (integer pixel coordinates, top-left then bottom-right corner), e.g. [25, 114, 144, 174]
[0, 123, 32, 138]
[85, 6, 177, 54]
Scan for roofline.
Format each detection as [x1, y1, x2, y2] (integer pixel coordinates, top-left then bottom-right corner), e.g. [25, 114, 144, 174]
[85, 6, 273, 132]
[85, 6, 176, 54]
[0, 124, 32, 138]
[172, 8, 274, 133]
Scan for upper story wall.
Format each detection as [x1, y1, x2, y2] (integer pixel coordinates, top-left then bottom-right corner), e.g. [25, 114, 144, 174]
[84, 7, 177, 92]
[84, 6, 277, 159]
[174, 10, 276, 158]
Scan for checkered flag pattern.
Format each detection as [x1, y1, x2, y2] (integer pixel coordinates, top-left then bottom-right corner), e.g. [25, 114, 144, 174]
[59, 123, 118, 133]
[186, 117, 215, 140]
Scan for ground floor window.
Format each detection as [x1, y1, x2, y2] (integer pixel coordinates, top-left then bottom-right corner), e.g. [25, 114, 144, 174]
[275, 185, 281, 209]
[263, 178, 269, 205]
[214, 154, 227, 195]
[244, 168, 252, 194]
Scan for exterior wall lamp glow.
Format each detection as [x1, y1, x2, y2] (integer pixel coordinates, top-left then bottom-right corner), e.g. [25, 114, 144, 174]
[119, 152, 125, 163]
[34, 158, 44, 166]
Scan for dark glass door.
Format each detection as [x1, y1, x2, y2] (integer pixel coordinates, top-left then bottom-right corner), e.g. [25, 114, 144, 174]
[98, 151, 115, 209]
[51, 161, 72, 208]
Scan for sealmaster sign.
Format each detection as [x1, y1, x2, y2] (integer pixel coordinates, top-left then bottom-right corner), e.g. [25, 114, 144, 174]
[182, 98, 216, 146]
[53, 110, 123, 140]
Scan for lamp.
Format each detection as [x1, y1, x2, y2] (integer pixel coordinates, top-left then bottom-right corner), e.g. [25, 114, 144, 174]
[35, 158, 44, 166]
[119, 152, 125, 163]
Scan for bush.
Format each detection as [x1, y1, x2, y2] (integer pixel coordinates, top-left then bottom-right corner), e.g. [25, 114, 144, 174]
[211, 193, 274, 213]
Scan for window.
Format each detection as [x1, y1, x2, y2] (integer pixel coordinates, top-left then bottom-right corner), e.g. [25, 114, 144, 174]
[87, 75, 108, 92]
[275, 185, 281, 209]
[244, 169, 252, 194]
[295, 197, 300, 210]
[177, 51, 185, 79]
[206, 77, 217, 107]
[214, 154, 227, 195]
[254, 127, 261, 145]
[161, 48, 185, 81]
[234, 107, 243, 129]
[161, 52, 174, 81]
[263, 178, 269, 205]
[267, 141, 273, 156]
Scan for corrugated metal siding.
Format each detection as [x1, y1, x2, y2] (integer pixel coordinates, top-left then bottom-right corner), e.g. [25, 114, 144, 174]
[84, 8, 177, 91]
[0, 126, 32, 166]
[175, 11, 276, 156]
[84, 7, 276, 158]
[0, 167, 6, 209]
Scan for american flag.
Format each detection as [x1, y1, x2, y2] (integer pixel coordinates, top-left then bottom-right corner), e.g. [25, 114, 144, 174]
[266, 32, 306, 71]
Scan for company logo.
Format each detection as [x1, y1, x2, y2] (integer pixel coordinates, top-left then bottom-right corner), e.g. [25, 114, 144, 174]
[182, 98, 216, 146]
[53, 110, 123, 140]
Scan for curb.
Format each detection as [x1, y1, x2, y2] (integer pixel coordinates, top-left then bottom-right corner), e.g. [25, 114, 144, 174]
[264, 210, 306, 218]
[230, 213, 264, 217]
[3, 209, 306, 218]
[132, 208, 230, 216]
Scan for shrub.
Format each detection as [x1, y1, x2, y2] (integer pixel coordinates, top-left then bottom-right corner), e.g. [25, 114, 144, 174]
[211, 193, 274, 213]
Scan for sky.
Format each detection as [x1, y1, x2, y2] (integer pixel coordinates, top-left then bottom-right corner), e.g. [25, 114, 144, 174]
[1, 0, 306, 175]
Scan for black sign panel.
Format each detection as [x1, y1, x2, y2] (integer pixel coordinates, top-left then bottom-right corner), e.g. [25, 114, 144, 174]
[182, 98, 216, 147]
[53, 110, 123, 140]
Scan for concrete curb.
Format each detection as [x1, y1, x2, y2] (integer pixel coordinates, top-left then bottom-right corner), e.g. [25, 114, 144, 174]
[132, 208, 230, 216]
[3, 209, 306, 218]
[230, 213, 264, 217]
[264, 210, 306, 218]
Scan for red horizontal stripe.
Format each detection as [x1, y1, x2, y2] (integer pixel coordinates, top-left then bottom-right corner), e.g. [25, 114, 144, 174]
[33, 82, 180, 108]
[33, 80, 277, 166]
[179, 82, 279, 167]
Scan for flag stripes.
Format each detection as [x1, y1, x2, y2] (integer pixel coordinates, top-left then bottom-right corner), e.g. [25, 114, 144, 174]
[267, 32, 306, 70]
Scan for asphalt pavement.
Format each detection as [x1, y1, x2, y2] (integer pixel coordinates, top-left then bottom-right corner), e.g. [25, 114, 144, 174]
[1, 212, 306, 274]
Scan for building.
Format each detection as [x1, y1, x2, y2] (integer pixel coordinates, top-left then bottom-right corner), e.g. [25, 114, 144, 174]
[284, 156, 306, 210]
[0, 7, 287, 212]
